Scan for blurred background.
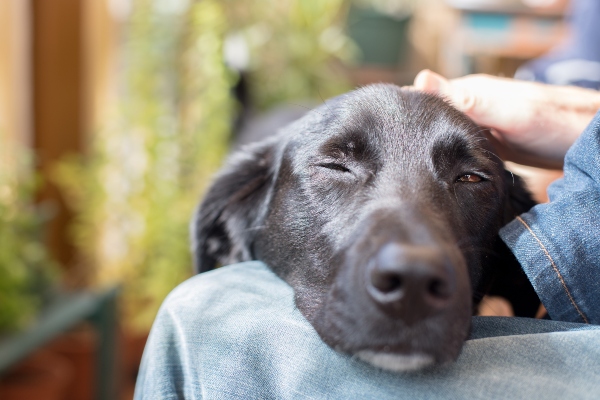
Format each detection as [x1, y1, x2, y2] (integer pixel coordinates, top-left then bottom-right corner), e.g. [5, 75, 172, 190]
[0, 0, 586, 398]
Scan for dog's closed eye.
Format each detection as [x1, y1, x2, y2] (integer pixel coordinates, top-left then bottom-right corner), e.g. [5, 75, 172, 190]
[318, 162, 352, 173]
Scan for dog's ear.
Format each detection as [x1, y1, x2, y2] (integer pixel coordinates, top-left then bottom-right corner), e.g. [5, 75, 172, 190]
[191, 137, 277, 273]
[502, 170, 537, 223]
[487, 169, 540, 317]
[479, 129, 537, 219]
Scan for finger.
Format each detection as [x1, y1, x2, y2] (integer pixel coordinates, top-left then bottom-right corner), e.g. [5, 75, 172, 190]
[414, 70, 482, 116]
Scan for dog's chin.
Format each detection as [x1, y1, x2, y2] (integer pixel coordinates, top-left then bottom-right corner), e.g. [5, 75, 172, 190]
[355, 350, 435, 372]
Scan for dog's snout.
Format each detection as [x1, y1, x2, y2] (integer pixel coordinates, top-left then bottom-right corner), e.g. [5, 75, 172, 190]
[366, 243, 456, 323]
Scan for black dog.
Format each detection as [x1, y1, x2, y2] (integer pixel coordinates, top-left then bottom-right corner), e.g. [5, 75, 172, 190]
[192, 85, 539, 371]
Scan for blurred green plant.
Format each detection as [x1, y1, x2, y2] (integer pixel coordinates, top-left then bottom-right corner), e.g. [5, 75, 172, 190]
[351, 0, 418, 18]
[56, 0, 355, 333]
[56, 0, 234, 333]
[224, 0, 354, 110]
[0, 157, 58, 333]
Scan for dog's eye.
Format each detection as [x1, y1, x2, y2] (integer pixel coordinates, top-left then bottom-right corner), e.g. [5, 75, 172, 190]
[456, 174, 483, 183]
[318, 163, 351, 173]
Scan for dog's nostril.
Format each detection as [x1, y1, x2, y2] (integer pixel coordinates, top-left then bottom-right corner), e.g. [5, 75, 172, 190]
[366, 243, 456, 319]
[371, 271, 403, 294]
[427, 277, 450, 299]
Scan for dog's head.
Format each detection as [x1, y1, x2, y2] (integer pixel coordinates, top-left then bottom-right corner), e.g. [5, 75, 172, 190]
[192, 85, 535, 371]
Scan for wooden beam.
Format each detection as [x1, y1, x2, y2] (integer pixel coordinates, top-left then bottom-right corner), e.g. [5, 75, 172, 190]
[82, 0, 117, 141]
[32, 0, 85, 270]
[0, 0, 33, 174]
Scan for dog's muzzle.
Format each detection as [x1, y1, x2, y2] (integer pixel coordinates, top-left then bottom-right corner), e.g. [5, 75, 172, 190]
[310, 207, 472, 371]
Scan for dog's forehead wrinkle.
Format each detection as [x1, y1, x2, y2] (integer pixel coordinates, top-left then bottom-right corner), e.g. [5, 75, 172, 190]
[337, 86, 403, 136]
[342, 88, 476, 164]
[302, 86, 471, 170]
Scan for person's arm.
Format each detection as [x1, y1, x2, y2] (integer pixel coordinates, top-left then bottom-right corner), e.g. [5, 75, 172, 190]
[501, 113, 600, 324]
[414, 71, 600, 323]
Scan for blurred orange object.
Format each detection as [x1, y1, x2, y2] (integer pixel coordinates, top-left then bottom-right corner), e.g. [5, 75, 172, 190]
[0, 349, 72, 400]
[49, 326, 97, 400]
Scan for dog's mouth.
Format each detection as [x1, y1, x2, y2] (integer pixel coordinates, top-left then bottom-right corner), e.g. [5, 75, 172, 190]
[310, 283, 472, 372]
[289, 208, 477, 373]
[355, 350, 435, 372]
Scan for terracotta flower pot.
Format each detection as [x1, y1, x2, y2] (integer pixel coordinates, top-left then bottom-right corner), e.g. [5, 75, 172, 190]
[120, 331, 149, 399]
[0, 349, 72, 400]
[49, 325, 98, 400]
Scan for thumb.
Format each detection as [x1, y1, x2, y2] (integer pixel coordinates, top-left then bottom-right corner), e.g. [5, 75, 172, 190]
[414, 69, 450, 94]
[413, 70, 483, 117]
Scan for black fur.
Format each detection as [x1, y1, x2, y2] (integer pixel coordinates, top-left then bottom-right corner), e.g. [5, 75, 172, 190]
[191, 85, 539, 369]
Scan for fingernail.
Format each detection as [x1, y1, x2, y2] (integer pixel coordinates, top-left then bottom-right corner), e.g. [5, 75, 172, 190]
[414, 70, 449, 94]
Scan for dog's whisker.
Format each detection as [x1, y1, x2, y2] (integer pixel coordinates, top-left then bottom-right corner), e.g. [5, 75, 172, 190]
[289, 103, 314, 113]
[479, 147, 504, 164]
[452, 184, 461, 206]
[288, 101, 351, 137]
[242, 225, 266, 233]
[289, 102, 332, 121]
[317, 89, 355, 139]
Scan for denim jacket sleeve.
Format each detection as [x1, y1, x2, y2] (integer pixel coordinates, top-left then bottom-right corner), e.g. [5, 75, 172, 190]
[500, 110, 600, 324]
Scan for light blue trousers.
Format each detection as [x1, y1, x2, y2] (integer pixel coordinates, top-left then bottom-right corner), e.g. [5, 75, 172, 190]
[135, 262, 600, 399]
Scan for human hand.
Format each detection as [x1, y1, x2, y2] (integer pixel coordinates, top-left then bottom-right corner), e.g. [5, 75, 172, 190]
[413, 70, 600, 168]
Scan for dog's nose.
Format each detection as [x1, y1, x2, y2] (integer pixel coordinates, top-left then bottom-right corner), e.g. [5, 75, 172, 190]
[366, 243, 455, 324]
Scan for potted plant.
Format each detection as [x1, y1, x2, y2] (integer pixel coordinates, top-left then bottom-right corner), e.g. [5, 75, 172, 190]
[0, 157, 65, 399]
[0, 159, 57, 334]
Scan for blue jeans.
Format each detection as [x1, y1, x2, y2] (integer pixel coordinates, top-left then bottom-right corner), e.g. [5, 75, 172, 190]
[500, 110, 600, 324]
[134, 262, 600, 399]
[135, 112, 600, 399]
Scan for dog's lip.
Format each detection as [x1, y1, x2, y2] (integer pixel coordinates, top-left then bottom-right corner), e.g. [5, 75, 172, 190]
[354, 349, 435, 372]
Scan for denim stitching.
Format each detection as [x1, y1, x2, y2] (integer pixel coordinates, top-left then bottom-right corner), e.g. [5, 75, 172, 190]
[516, 216, 589, 324]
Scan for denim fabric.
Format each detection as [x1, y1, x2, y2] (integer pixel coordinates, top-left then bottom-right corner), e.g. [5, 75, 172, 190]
[501, 111, 600, 324]
[135, 111, 600, 399]
[135, 262, 600, 400]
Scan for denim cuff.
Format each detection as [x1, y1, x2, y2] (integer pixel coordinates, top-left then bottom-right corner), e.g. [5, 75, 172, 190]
[501, 211, 592, 324]
[501, 111, 600, 325]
